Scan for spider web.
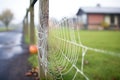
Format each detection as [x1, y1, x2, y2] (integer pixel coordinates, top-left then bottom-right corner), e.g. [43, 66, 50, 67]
[47, 18, 89, 80]
[36, 18, 120, 80]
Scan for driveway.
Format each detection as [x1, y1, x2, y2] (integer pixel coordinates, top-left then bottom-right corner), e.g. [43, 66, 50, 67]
[0, 28, 33, 80]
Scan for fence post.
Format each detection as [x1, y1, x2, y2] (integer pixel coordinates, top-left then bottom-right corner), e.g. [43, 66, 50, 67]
[26, 12, 29, 43]
[38, 0, 50, 80]
[23, 19, 25, 40]
[30, 0, 35, 44]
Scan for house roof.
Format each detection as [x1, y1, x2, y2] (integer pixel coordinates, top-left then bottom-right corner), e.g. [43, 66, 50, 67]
[77, 7, 120, 15]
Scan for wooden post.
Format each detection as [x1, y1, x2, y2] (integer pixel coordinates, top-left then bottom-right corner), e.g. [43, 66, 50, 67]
[26, 13, 29, 43]
[38, 0, 50, 80]
[30, 0, 35, 44]
[23, 19, 25, 40]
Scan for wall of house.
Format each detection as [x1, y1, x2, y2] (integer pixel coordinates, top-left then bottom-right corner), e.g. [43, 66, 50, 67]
[77, 13, 120, 30]
[88, 25, 103, 30]
[88, 14, 104, 25]
[105, 15, 110, 25]
[103, 15, 119, 26]
[104, 15, 119, 28]
[115, 16, 118, 25]
[82, 14, 87, 24]
[87, 14, 104, 29]
[76, 15, 87, 29]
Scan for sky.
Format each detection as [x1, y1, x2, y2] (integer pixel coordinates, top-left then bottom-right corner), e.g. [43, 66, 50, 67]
[0, 0, 29, 24]
[0, 0, 120, 24]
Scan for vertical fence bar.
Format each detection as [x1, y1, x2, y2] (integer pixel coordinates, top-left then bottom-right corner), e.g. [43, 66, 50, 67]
[38, 0, 49, 79]
[30, 0, 35, 44]
[23, 19, 25, 40]
[26, 12, 29, 43]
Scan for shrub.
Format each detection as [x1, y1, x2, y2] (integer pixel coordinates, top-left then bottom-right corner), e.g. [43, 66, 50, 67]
[101, 21, 110, 29]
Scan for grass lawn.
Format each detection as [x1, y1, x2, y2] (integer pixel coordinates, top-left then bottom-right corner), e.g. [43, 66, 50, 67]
[0, 27, 8, 32]
[80, 30, 120, 53]
[79, 30, 120, 80]
[0, 27, 16, 32]
[29, 30, 120, 80]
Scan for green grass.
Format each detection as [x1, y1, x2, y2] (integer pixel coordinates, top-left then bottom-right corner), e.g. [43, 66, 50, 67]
[27, 27, 38, 67]
[78, 30, 120, 80]
[80, 30, 120, 53]
[25, 35, 30, 44]
[0, 27, 13, 32]
[24, 27, 38, 44]
[28, 54, 38, 67]
[0, 27, 6, 32]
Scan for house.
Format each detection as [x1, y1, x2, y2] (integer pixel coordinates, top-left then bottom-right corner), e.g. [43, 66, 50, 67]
[76, 6, 120, 30]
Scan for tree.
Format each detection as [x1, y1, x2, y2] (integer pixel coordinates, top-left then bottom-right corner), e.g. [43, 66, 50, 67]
[0, 9, 13, 31]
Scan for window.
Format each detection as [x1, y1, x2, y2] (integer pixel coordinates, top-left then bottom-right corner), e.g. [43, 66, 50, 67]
[110, 14, 114, 24]
[118, 15, 120, 27]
